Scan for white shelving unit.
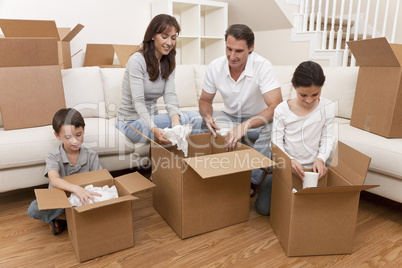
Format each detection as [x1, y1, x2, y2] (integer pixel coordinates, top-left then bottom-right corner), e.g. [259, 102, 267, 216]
[151, 0, 228, 65]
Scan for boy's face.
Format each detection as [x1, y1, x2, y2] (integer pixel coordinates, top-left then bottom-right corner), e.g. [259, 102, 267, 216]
[55, 125, 84, 152]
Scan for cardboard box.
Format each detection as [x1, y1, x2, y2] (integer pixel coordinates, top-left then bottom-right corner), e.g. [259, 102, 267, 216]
[0, 19, 84, 69]
[0, 38, 66, 130]
[35, 169, 155, 262]
[347, 37, 402, 138]
[270, 142, 378, 256]
[84, 44, 140, 68]
[151, 133, 275, 239]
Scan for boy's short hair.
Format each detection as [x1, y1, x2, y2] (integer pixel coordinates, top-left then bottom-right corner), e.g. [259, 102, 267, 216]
[52, 108, 85, 134]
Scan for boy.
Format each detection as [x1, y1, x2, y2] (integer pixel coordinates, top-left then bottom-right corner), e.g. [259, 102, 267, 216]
[27, 108, 102, 235]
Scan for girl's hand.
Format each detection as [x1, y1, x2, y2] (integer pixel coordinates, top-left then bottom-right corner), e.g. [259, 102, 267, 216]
[152, 127, 171, 144]
[291, 159, 305, 181]
[73, 185, 102, 205]
[313, 158, 327, 179]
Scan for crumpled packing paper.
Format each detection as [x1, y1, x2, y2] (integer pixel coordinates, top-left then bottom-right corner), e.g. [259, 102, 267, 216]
[162, 124, 193, 157]
[68, 184, 119, 207]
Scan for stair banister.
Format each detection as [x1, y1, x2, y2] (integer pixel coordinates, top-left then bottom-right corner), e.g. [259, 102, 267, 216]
[382, 0, 390, 37]
[303, 0, 309, 32]
[391, 0, 400, 43]
[321, 0, 330, 50]
[336, 0, 346, 50]
[350, 0, 363, 67]
[309, 0, 316, 32]
[342, 0, 354, 67]
[316, 0, 323, 31]
[363, 0, 371, 39]
[372, 0, 380, 38]
[329, 0, 338, 49]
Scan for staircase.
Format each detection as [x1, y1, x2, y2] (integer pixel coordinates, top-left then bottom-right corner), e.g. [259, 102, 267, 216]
[288, 0, 401, 67]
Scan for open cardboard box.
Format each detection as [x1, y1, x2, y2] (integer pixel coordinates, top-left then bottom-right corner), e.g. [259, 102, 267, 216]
[347, 37, 402, 138]
[84, 44, 140, 68]
[151, 132, 275, 239]
[0, 19, 84, 69]
[0, 38, 66, 130]
[35, 169, 155, 263]
[270, 142, 378, 256]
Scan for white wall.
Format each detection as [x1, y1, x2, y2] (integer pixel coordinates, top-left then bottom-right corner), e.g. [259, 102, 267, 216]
[0, 0, 153, 67]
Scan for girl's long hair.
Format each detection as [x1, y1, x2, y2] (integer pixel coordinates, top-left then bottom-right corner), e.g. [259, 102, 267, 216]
[141, 14, 180, 82]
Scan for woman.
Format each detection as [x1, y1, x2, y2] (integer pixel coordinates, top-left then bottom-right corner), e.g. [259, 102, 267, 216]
[116, 14, 202, 144]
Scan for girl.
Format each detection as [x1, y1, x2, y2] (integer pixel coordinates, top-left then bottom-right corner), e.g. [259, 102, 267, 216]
[117, 14, 202, 144]
[271, 61, 335, 180]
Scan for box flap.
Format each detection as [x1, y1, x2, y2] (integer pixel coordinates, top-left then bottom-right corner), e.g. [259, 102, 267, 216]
[0, 64, 65, 130]
[330, 142, 371, 185]
[64, 169, 113, 186]
[0, 19, 60, 40]
[271, 142, 293, 190]
[73, 195, 138, 213]
[62, 24, 84, 42]
[183, 149, 275, 179]
[0, 38, 59, 67]
[84, 44, 115, 67]
[34, 189, 71, 210]
[57, 28, 71, 41]
[113, 44, 140, 68]
[347, 37, 401, 67]
[115, 171, 155, 194]
[295, 185, 378, 195]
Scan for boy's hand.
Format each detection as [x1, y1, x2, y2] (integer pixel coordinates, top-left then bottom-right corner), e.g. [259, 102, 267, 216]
[291, 159, 305, 181]
[73, 185, 102, 205]
[313, 158, 327, 179]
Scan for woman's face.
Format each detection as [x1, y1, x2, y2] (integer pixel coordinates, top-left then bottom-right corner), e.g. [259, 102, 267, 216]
[153, 26, 177, 61]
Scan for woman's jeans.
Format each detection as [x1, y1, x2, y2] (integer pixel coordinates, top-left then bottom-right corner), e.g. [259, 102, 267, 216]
[117, 111, 203, 143]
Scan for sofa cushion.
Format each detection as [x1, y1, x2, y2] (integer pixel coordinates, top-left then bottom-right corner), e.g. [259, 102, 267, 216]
[62, 67, 107, 119]
[194, 65, 224, 103]
[272, 65, 297, 100]
[0, 118, 136, 170]
[339, 124, 402, 179]
[100, 68, 125, 118]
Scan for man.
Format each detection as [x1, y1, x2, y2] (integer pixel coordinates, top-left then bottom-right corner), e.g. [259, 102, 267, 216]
[198, 24, 283, 215]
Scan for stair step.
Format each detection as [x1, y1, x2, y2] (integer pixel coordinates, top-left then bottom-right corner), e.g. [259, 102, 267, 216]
[308, 16, 354, 32]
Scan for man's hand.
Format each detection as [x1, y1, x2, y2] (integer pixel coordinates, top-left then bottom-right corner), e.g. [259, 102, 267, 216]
[204, 116, 219, 137]
[224, 123, 248, 151]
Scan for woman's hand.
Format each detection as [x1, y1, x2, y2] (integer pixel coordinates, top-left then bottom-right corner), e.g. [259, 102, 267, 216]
[291, 159, 305, 181]
[171, 114, 181, 128]
[313, 158, 327, 179]
[152, 127, 171, 144]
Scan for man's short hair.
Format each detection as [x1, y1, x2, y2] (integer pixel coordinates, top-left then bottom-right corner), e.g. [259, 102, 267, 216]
[52, 108, 85, 134]
[225, 24, 255, 48]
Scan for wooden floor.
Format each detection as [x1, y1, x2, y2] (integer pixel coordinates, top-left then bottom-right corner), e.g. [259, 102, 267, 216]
[1, 169, 401, 267]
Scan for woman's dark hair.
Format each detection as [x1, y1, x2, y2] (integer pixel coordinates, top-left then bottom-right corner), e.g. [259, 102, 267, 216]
[225, 24, 255, 49]
[52, 108, 85, 134]
[141, 14, 180, 82]
[291, 61, 325, 88]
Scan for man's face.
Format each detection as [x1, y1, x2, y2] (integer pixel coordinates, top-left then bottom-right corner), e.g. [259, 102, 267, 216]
[226, 35, 254, 70]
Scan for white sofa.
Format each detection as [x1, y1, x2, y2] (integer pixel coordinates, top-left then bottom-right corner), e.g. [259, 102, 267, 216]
[0, 65, 401, 203]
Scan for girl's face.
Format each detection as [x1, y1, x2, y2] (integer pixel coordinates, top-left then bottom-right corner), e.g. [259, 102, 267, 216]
[295, 85, 322, 108]
[153, 26, 177, 62]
